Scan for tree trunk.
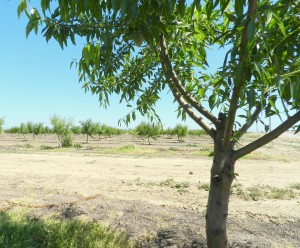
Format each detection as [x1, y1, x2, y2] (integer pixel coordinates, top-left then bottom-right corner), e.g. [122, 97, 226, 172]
[206, 136, 236, 247]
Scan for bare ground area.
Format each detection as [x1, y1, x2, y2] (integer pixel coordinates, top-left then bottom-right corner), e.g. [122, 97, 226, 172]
[0, 133, 300, 247]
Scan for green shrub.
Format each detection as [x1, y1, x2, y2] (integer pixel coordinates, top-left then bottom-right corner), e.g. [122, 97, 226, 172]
[61, 133, 73, 147]
[73, 143, 82, 149]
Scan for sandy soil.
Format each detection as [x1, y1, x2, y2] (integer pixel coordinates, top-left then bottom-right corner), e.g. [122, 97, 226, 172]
[0, 133, 300, 247]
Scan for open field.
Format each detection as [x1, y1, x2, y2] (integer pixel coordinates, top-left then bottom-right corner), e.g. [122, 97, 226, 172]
[0, 132, 300, 247]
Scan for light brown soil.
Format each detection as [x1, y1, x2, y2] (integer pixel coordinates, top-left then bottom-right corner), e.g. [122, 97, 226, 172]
[0, 133, 300, 247]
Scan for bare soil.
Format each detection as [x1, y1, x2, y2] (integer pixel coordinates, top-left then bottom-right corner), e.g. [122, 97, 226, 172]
[0, 133, 300, 247]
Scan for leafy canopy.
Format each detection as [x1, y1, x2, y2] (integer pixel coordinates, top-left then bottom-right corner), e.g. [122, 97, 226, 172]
[18, 0, 300, 150]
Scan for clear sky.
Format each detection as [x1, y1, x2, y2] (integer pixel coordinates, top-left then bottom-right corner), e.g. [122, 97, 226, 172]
[0, 1, 280, 132]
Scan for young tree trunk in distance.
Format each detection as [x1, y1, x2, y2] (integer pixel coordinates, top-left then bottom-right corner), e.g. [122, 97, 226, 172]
[206, 131, 236, 247]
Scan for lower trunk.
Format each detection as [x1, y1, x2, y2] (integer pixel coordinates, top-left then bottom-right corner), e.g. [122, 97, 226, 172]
[206, 146, 236, 248]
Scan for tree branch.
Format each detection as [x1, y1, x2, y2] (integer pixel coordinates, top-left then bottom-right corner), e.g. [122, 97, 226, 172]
[234, 104, 262, 140]
[159, 34, 220, 128]
[170, 87, 216, 139]
[223, 0, 257, 149]
[233, 110, 300, 160]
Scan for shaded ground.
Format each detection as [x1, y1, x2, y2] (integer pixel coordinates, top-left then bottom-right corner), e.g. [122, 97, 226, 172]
[0, 133, 300, 247]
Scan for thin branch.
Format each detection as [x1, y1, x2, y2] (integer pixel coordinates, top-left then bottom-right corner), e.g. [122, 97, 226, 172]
[233, 110, 300, 160]
[235, 104, 262, 140]
[223, 0, 257, 149]
[170, 87, 216, 139]
[159, 34, 220, 128]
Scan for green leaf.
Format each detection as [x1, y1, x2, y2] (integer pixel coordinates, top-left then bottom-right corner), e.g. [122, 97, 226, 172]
[246, 88, 256, 109]
[272, 13, 286, 36]
[168, 0, 176, 14]
[247, 19, 256, 41]
[17, 0, 27, 18]
[268, 98, 279, 115]
[41, 0, 50, 15]
[234, 0, 244, 17]
[266, 10, 272, 26]
[198, 88, 204, 98]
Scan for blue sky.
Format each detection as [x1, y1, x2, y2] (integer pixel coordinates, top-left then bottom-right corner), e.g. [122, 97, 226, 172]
[0, 1, 280, 132]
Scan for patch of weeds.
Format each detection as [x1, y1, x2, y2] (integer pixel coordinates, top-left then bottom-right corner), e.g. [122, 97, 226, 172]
[118, 144, 136, 151]
[267, 187, 296, 200]
[73, 143, 82, 149]
[168, 147, 179, 152]
[139, 230, 156, 243]
[159, 178, 189, 194]
[186, 143, 198, 147]
[232, 184, 297, 201]
[174, 182, 189, 194]
[241, 153, 272, 160]
[232, 184, 251, 201]
[248, 187, 263, 201]
[197, 181, 210, 191]
[290, 183, 300, 190]
[0, 210, 135, 248]
[159, 178, 176, 187]
[135, 178, 157, 187]
[17, 143, 33, 149]
[40, 145, 53, 150]
[208, 151, 214, 157]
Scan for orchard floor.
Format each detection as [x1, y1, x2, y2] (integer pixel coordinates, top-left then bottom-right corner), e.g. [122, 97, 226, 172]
[0, 133, 300, 247]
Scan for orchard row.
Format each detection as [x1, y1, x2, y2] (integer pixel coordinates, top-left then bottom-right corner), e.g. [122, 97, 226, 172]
[0, 115, 205, 147]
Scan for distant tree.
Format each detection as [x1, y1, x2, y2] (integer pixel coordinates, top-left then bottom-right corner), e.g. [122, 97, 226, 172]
[26, 122, 34, 139]
[135, 122, 162, 145]
[173, 124, 188, 143]
[50, 115, 73, 147]
[43, 126, 52, 135]
[5, 126, 19, 136]
[189, 129, 206, 137]
[32, 123, 44, 138]
[71, 125, 81, 136]
[162, 127, 175, 139]
[19, 122, 29, 138]
[80, 119, 96, 143]
[0, 117, 4, 134]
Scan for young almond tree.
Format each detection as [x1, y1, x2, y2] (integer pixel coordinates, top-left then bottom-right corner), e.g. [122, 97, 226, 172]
[135, 122, 162, 145]
[173, 124, 188, 143]
[79, 119, 96, 143]
[19, 122, 29, 139]
[50, 114, 73, 148]
[19, 0, 300, 247]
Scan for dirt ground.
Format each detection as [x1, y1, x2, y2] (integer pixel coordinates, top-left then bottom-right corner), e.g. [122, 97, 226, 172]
[0, 132, 300, 247]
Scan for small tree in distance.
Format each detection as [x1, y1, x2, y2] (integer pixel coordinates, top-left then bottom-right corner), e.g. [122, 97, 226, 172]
[19, 122, 29, 139]
[20, 0, 300, 246]
[135, 122, 162, 145]
[50, 114, 73, 148]
[80, 119, 96, 143]
[173, 124, 188, 143]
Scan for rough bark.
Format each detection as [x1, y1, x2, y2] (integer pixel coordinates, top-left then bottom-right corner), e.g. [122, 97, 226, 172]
[206, 116, 236, 248]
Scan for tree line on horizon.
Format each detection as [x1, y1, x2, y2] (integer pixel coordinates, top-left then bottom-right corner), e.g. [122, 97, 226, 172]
[0, 115, 205, 147]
